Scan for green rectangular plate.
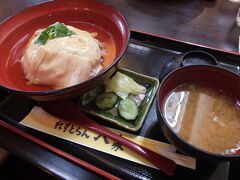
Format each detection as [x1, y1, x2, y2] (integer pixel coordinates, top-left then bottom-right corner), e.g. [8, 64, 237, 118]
[77, 68, 159, 132]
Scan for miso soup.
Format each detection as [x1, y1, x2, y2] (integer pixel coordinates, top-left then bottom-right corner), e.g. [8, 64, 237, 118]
[164, 83, 240, 154]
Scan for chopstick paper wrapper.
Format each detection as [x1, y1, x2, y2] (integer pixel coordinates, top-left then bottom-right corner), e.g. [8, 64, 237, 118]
[20, 106, 196, 170]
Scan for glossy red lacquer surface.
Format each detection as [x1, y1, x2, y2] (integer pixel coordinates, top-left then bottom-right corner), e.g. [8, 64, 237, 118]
[0, 0, 129, 94]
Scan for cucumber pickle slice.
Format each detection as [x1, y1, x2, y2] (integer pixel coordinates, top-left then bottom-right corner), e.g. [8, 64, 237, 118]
[118, 98, 139, 120]
[95, 92, 118, 110]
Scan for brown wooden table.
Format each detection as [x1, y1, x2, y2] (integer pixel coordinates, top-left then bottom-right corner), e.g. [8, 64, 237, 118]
[0, 0, 239, 179]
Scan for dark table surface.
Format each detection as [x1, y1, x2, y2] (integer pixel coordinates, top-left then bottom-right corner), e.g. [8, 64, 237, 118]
[0, 0, 239, 179]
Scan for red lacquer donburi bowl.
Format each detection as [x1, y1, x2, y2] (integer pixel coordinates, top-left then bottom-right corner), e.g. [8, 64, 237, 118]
[0, 0, 130, 101]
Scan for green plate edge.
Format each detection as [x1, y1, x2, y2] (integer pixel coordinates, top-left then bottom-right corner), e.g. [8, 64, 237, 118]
[78, 68, 159, 132]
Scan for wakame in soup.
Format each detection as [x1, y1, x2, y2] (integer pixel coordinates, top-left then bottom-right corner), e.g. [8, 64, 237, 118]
[164, 83, 240, 154]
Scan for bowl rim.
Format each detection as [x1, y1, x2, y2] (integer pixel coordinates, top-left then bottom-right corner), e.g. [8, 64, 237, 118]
[157, 64, 240, 159]
[0, 0, 130, 96]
